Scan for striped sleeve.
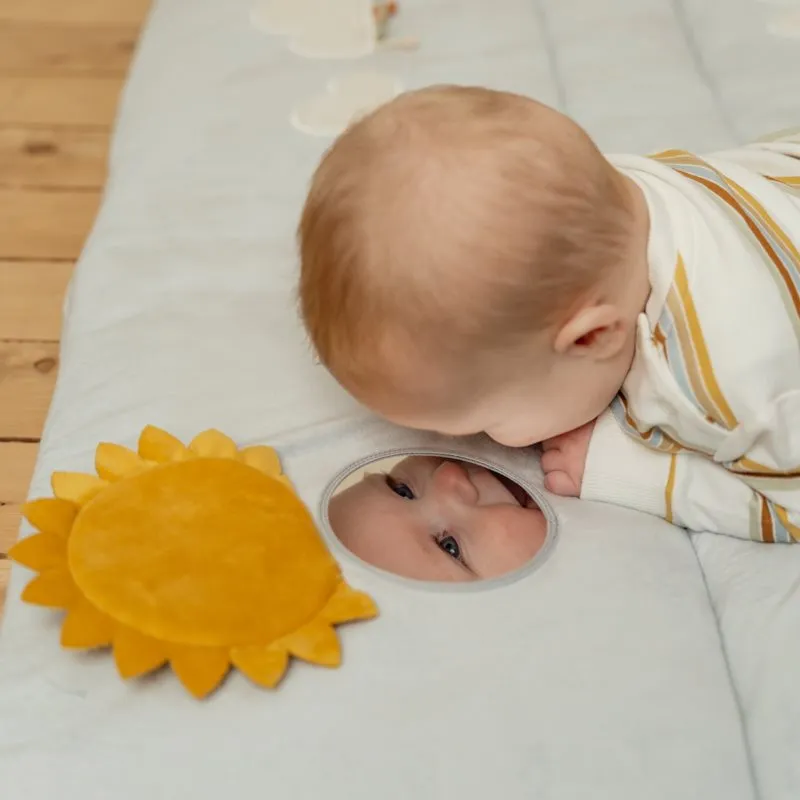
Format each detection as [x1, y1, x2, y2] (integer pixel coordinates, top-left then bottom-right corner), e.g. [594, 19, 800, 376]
[582, 408, 674, 521]
[582, 408, 800, 542]
[589, 147, 800, 541]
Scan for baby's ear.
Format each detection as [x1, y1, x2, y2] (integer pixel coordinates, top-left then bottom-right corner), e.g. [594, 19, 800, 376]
[553, 304, 627, 361]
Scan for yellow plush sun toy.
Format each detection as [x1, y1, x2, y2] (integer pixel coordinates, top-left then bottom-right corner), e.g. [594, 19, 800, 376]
[9, 426, 377, 699]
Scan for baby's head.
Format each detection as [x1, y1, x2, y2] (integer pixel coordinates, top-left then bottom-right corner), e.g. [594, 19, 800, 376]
[299, 86, 649, 446]
[328, 456, 547, 582]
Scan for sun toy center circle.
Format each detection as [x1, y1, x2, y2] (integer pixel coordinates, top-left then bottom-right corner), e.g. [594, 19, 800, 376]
[67, 458, 340, 647]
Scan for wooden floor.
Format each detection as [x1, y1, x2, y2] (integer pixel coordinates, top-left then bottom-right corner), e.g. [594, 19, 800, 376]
[0, 0, 151, 616]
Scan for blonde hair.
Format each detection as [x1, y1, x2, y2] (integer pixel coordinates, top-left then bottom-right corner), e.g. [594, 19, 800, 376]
[298, 86, 632, 401]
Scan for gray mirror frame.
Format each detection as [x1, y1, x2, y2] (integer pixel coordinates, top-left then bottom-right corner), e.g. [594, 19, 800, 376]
[320, 447, 560, 592]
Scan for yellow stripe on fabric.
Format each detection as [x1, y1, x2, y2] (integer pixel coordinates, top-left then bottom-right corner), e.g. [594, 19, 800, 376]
[776, 505, 800, 542]
[653, 152, 800, 337]
[649, 149, 693, 161]
[666, 289, 719, 428]
[729, 176, 800, 268]
[766, 177, 800, 199]
[670, 256, 738, 429]
[730, 456, 800, 478]
[766, 176, 800, 187]
[665, 455, 677, 524]
[677, 170, 800, 334]
[616, 394, 691, 456]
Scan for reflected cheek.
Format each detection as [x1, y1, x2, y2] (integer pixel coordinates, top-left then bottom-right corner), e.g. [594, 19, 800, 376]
[471, 508, 548, 576]
[505, 510, 548, 555]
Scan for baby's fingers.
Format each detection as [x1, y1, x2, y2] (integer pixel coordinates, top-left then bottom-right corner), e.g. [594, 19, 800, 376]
[544, 470, 579, 497]
[540, 448, 565, 475]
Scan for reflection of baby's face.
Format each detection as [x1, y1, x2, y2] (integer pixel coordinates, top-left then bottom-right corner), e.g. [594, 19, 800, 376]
[328, 457, 547, 582]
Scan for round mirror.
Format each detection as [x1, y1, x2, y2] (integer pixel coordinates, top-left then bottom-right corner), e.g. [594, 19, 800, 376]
[324, 453, 550, 583]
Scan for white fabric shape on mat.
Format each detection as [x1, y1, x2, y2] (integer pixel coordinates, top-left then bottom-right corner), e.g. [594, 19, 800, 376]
[291, 71, 402, 136]
[251, 0, 376, 59]
[2, 0, 800, 797]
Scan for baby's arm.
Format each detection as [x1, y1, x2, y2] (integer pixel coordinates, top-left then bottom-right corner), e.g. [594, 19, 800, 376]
[577, 409, 800, 542]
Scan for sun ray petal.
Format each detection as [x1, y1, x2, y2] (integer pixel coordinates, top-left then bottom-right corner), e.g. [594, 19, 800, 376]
[61, 598, 114, 648]
[231, 645, 289, 689]
[138, 426, 190, 463]
[274, 474, 294, 490]
[321, 582, 379, 625]
[239, 446, 283, 477]
[281, 621, 341, 667]
[113, 626, 168, 679]
[189, 429, 238, 459]
[96, 443, 149, 481]
[8, 532, 66, 572]
[22, 498, 77, 538]
[169, 645, 231, 699]
[51, 472, 108, 506]
[21, 568, 78, 607]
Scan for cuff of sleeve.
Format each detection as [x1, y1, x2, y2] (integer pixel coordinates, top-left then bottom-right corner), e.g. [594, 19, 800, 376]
[580, 407, 673, 519]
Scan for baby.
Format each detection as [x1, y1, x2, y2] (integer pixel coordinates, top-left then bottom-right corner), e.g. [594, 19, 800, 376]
[328, 456, 547, 581]
[300, 85, 800, 543]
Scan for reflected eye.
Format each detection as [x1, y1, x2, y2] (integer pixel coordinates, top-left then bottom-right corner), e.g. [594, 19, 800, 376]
[436, 534, 461, 561]
[386, 475, 415, 500]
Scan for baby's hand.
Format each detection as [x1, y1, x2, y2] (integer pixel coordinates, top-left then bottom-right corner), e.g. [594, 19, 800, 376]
[541, 421, 596, 497]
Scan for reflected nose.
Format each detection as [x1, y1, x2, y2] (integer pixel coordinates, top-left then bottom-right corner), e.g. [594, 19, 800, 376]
[432, 461, 478, 505]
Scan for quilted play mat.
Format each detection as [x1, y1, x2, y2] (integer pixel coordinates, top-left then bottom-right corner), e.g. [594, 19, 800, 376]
[2, 1, 800, 798]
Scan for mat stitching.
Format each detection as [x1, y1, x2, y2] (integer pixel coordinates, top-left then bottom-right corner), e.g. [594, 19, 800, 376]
[532, 0, 568, 112]
[688, 535, 762, 800]
[670, 0, 741, 142]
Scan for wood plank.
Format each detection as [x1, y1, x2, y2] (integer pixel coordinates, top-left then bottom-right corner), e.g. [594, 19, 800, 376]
[0, 443, 39, 504]
[0, 24, 137, 76]
[0, 127, 108, 188]
[0, 504, 21, 554]
[0, 0, 151, 26]
[0, 189, 100, 259]
[0, 342, 59, 440]
[1, 504, 21, 617]
[0, 260, 72, 340]
[0, 77, 122, 127]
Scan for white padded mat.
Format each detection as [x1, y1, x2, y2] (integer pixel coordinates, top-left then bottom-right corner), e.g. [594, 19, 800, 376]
[1, 0, 800, 797]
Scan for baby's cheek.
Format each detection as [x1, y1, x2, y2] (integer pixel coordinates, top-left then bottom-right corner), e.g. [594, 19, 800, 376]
[476, 507, 547, 576]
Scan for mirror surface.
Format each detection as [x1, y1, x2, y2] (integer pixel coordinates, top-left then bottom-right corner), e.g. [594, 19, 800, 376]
[326, 454, 548, 583]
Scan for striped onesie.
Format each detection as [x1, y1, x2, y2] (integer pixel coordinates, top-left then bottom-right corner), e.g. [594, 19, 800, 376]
[581, 133, 800, 542]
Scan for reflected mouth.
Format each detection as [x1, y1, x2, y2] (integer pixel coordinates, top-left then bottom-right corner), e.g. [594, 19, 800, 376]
[493, 471, 534, 509]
